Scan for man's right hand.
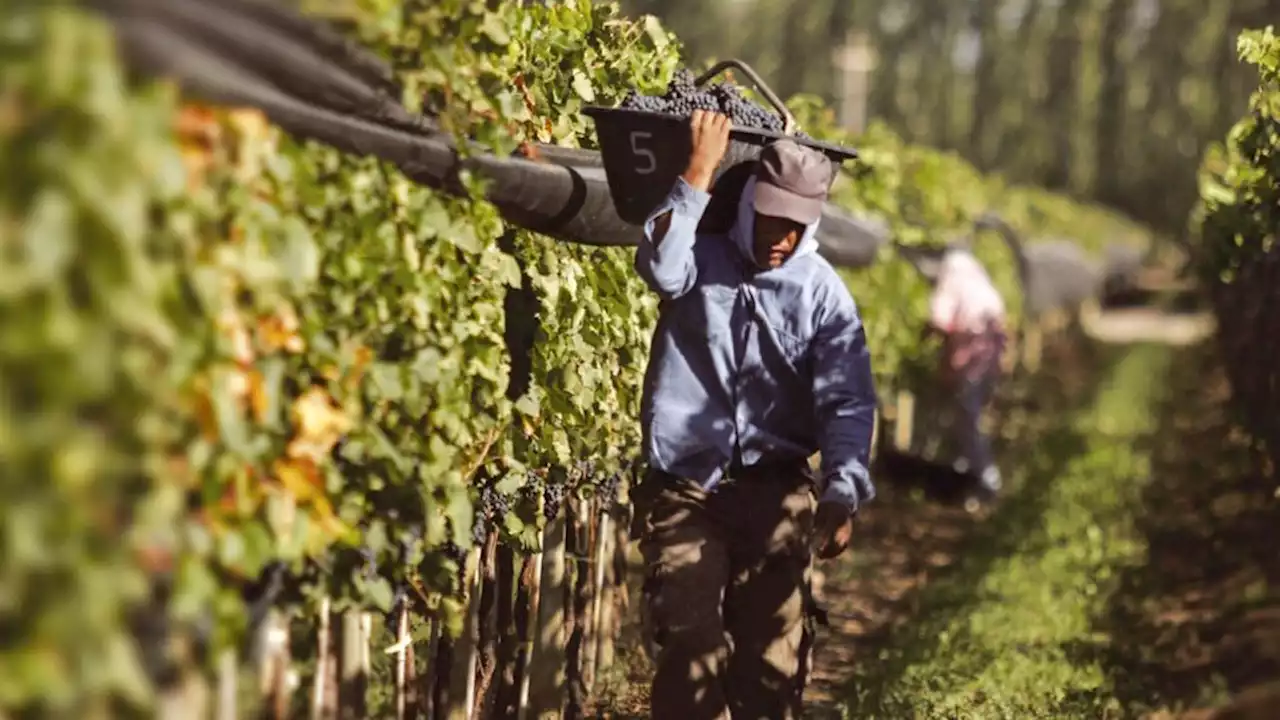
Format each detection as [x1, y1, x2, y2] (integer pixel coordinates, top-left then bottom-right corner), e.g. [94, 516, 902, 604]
[812, 500, 854, 560]
[681, 110, 731, 192]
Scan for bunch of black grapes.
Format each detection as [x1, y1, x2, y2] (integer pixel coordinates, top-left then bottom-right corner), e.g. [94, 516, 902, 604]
[621, 68, 809, 138]
[479, 484, 514, 528]
[543, 482, 566, 522]
[599, 472, 622, 505]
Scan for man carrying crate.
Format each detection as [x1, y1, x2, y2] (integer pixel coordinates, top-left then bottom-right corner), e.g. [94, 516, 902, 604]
[632, 109, 877, 719]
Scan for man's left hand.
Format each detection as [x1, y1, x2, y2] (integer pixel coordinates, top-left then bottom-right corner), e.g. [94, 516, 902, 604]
[812, 501, 854, 559]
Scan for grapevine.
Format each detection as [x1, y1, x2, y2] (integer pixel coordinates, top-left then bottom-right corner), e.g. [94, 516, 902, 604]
[599, 472, 623, 506]
[0, 0, 1163, 714]
[1194, 27, 1280, 474]
[543, 482, 568, 523]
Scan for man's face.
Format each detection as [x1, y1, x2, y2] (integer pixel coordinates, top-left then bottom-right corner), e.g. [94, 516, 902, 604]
[752, 212, 805, 269]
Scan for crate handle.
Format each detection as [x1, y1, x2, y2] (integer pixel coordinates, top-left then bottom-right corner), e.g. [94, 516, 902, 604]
[694, 59, 797, 135]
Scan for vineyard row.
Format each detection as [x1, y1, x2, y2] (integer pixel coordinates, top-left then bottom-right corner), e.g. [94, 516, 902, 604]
[0, 1, 1226, 717]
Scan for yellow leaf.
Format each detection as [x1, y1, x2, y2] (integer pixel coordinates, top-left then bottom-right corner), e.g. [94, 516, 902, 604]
[217, 307, 255, 365]
[226, 108, 269, 141]
[248, 369, 269, 424]
[310, 495, 353, 539]
[189, 376, 219, 442]
[175, 104, 221, 146]
[175, 104, 222, 192]
[273, 457, 323, 502]
[286, 387, 351, 461]
[343, 345, 374, 392]
[178, 144, 212, 193]
[257, 305, 305, 354]
[226, 366, 252, 405]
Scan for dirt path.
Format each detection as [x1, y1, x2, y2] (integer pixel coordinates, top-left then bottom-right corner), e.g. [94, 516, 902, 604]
[802, 489, 976, 714]
[801, 334, 1108, 717]
[588, 333, 1279, 718]
[805, 342, 1280, 718]
[585, 334, 1096, 718]
[1097, 346, 1280, 717]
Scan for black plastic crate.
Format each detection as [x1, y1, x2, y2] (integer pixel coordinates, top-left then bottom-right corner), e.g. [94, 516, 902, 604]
[581, 60, 858, 226]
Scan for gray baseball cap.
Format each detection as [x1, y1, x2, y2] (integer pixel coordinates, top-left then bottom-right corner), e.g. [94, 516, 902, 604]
[753, 139, 834, 226]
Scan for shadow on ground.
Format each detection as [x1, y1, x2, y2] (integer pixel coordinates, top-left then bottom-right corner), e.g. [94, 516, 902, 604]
[583, 329, 1102, 718]
[806, 333, 1111, 718]
[587, 330, 1280, 719]
[1094, 346, 1280, 717]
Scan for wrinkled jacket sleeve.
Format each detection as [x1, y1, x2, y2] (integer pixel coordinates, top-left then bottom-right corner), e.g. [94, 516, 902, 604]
[634, 177, 710, 300]
[811, 293, 878, 511]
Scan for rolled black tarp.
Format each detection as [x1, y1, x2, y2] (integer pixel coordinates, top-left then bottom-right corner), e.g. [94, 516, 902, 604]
[107, 15, 641, 246]
[888, 213, 1116, 318]
[892, 214, 1032, 307]
[1022, 240, 1104, 315]
[90, 0, 887, 263]
[93, 0, 424, 133]
[816, 212, 891, 269]
[1100, 243, 1146, 298]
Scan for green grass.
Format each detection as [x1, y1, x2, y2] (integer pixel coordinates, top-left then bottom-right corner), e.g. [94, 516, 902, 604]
[839, 344, 1174, 719]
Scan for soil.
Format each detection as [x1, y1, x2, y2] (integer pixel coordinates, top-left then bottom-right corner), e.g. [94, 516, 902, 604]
[583, 334, 1280, 719]
[583, 332, 1091, 718]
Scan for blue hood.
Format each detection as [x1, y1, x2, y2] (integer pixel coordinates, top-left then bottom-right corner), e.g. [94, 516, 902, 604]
[729, 175, 822, 267]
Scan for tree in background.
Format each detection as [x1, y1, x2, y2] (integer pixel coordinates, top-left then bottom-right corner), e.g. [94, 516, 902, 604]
[619, 0, 1280, 238]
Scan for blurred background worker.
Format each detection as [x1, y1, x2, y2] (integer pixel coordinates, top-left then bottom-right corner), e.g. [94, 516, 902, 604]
[925, 247, 1008, 510]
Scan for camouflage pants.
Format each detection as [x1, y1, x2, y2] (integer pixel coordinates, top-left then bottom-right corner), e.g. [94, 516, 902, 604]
[636, 465, 818, 720]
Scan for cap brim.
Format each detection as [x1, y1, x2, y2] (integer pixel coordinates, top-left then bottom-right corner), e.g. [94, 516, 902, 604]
[753, 181, 823, 226]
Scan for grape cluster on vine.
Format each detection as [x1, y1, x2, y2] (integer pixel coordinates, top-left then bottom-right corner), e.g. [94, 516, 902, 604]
[543, 482, 566, 522]
[518, 472, 541, 515]
[472, 497, 489, 548]
[478, 483, 515, 537]
[600, 472, 622, 504]
[620, 68, 809, 138]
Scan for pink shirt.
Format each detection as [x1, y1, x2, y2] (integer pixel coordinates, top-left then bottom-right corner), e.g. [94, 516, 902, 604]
[929, 250, 1006, 333]
[929, 251, 1007, 377]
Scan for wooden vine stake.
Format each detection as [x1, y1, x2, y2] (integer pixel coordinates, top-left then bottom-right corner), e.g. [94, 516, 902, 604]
[585, 498, 611, 690]
[605, 487, 630, 674]
[259, 609, 292, 719]
[471, 530, 501, 717]
[338, 611, 368, 718]
[527, 506, 568, 718]
[516, 536, 545, 718]
[893, 389, 915, 451]
[311, 597, 332, 720]
[593, 496, 619, 676]
[1023, 323, 1044, 372]
[869, 411, 882, 462]
[564, 495, 593, 715]
[155, 632, 209, 719]
[1001, 330, 1019, 374]
[391, 603, 411, 720]
[404, 632, 416, 719]
[215, 647, 237, 720]
[418, 618, 440, 720]
[360, 613, 373, 682]
[491, 544, 520, 716]
[446, 546, 484, 719]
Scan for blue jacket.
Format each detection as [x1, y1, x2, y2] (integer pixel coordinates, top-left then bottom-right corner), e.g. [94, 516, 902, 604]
[635, 175, 877, 510]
